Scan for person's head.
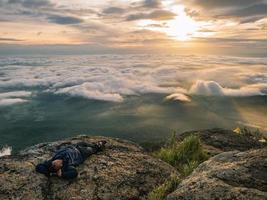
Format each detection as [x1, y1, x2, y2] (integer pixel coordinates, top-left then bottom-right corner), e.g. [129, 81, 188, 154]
[51, 159, 63, 171]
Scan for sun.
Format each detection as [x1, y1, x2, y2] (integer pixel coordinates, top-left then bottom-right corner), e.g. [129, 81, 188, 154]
[136, 5, 204, 42]
[164, 5, 199, 41]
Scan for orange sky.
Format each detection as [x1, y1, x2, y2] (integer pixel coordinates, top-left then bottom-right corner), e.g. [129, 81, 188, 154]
[0, 0, 267, 55]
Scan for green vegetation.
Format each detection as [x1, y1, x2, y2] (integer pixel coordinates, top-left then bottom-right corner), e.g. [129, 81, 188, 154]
[148, 127, 266, 200]
[148, 134, 209, 200]
[154, 133, 209, 177]
[147, 176, 180, 200]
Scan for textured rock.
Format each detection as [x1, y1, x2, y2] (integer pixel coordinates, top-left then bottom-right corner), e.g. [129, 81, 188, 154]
[167, 148, 267, 200]
[177, 128, 266, 155]
[0, 135, 179, 200]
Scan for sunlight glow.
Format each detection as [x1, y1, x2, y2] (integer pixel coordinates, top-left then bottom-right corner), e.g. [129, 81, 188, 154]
[164, 5, 199, 41]
[136, 4, 212, 42]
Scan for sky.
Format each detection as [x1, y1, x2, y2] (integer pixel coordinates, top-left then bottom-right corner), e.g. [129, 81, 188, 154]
[0, 0, 267, 56]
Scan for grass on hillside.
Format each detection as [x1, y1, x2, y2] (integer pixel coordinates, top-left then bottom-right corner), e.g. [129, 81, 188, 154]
[147, 176, 180, 200]
[148, 133, 209, 200]
[155, 133, 209, 177]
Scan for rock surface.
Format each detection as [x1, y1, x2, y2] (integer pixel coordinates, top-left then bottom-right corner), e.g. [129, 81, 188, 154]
[177, 128, 266, 155]
[167, 148, 267, 200]
[0, 135, 179, 200]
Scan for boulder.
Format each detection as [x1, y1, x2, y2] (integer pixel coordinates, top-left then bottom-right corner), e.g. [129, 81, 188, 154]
[177, 128, 266, 155]
[0, 135, 179, 200]
[167, 148, 267, 200]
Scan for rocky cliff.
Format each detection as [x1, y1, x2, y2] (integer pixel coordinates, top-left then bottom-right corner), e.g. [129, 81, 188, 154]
[0, 130, 266, 200]
[167, 148, 267, 200]
[177, 128, 266, 155]
[0, 135, 178, 200]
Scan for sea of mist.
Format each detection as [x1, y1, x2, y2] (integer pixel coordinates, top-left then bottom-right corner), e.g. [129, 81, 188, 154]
[0, 54, 267, 152]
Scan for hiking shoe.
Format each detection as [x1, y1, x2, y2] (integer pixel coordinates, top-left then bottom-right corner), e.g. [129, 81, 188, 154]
[97, 140, 107, 150]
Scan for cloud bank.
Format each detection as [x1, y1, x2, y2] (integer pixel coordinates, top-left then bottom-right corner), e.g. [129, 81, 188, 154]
[0, 54, 267, 104]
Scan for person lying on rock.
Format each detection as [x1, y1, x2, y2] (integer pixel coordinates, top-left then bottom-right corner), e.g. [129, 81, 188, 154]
[35, 141, 107, 179]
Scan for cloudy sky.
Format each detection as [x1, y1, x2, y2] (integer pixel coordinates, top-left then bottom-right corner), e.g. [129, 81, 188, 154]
[0, 0, 267, 55]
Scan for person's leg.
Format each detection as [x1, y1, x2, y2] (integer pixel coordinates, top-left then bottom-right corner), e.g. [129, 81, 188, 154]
[77, 146, 98, 159]
[76, 141, 107, 150]
[76, 141, 107, 159]
[76, 142, 96, 148]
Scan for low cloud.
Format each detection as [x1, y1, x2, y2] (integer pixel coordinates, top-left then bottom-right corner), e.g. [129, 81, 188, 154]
[55, 83, 124, 103]
[53, 77, 176, 102]
[189, 80, 265, 96]
[0, 98, 28, 106]
[0, 91, 32, 98]
[189, 80, 225, 96]
[0, 91, 31, 106]
[243, 73, 267, 84]
[165, 93, 191, 102]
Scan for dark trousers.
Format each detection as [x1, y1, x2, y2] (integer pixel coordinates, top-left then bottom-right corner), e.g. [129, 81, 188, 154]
[75, 142, 100, 159]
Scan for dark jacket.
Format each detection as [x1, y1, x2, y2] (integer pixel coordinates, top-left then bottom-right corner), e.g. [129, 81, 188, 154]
[52, 145, 84, 166]
[35, 146, 84, 179]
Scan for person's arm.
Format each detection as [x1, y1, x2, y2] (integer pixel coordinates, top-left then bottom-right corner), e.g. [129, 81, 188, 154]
[60, 166, 78, 179]
[35, 160, 52, 177]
